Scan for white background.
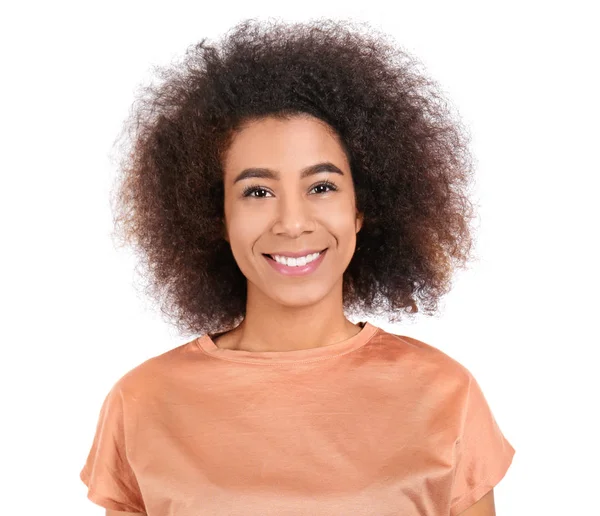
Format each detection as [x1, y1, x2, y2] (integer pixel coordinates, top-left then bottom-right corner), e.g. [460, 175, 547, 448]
[1, 1, 598, 514]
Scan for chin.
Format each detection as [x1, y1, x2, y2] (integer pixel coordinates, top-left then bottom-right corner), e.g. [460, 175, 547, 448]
[268, 285, 334, 309]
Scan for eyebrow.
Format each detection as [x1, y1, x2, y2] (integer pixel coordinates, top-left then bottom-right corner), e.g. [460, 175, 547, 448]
[232, 161, 345, 184]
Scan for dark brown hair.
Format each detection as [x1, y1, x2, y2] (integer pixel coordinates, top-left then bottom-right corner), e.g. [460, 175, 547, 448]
[111, 18, 477, 337]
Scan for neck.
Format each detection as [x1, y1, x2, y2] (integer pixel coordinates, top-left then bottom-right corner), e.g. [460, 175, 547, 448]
[225, 280, 361, 352]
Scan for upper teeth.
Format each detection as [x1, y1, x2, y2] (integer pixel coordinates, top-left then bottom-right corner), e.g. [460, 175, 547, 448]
[271, 252, 322, 267]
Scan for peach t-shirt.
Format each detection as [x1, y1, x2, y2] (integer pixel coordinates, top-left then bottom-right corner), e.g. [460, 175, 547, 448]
[80, 321, 515, 515]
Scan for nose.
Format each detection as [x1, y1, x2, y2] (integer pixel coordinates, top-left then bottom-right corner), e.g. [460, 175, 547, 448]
[271, 192, 316, 238]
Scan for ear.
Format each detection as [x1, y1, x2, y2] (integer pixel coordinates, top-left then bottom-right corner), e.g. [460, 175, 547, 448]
[355, 211, 364, 233]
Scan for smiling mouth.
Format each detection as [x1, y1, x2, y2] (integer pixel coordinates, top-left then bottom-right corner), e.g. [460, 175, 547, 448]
[262, 247, 328, 267]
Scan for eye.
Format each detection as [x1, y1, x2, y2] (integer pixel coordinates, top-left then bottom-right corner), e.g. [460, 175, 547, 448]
[242, 185, 273, 198]
[241, 181, 337, 198]
[310, 181, 337, 194]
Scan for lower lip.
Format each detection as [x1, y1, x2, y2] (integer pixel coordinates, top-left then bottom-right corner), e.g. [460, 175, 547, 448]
[264, 250, 327, 276]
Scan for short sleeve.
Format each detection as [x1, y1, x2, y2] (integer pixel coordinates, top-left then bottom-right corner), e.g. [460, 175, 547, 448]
[80, 381, 145, 513]
[449, 371, 515, 516]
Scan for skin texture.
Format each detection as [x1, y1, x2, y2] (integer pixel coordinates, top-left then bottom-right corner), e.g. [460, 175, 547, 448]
[218, 114, 364, 352]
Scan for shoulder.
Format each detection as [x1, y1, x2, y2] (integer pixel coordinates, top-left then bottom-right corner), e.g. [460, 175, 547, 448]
[110, 337, 201, 402]
[372, 328, 474, 389]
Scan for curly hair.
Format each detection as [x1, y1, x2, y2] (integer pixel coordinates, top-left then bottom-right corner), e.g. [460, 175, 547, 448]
[111, 17, 477, 337]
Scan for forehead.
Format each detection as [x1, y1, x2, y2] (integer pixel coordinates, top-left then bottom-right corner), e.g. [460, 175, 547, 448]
[223, 115, 349, 172]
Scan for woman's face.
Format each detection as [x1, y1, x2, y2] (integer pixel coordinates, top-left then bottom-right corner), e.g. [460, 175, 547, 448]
[222, 114, 363, 309]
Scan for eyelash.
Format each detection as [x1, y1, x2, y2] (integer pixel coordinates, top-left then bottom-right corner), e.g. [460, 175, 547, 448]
[241, 181, 338, 198]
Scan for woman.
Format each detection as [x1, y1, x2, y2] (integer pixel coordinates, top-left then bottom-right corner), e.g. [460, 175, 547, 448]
[80, 18, 515, 516]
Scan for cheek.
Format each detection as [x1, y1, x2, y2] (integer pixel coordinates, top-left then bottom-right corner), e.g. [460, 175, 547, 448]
[226, 207, 267, 255]
[323, 205, 359, 242]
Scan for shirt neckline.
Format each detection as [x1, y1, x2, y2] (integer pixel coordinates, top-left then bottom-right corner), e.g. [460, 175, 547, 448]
[195, 321, 380, 364]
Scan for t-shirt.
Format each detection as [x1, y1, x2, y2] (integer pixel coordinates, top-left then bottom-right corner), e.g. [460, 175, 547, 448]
[80, 321, 515, 515]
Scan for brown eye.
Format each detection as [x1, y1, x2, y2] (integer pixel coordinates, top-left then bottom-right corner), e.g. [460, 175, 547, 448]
[242, 186, 272, 198]
[310, 181, 337, 194]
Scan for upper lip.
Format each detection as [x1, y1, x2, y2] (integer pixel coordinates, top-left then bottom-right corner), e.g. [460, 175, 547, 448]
[264, 249, 327, 258]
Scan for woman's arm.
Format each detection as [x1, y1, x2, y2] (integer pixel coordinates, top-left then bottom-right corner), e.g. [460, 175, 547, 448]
[458, 488, 496, 516]
[106, 511, 145, 516]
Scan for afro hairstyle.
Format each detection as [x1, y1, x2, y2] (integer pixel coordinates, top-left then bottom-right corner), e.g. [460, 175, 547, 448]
[111, 17, 477, 337]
